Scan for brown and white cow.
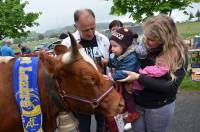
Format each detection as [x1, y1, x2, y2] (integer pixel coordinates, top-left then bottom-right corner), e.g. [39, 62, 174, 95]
[0, 33, 124, 132]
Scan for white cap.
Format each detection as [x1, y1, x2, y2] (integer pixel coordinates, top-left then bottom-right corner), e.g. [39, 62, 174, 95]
[3, 37, 13, 44]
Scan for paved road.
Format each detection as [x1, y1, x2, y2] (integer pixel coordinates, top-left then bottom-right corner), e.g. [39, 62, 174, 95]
[168, 91, 200, 132]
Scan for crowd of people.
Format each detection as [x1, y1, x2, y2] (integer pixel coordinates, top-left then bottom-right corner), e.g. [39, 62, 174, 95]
[1, 8, 188, 132]
[0, 38, 31, 57]
[0, 32, 68, 57]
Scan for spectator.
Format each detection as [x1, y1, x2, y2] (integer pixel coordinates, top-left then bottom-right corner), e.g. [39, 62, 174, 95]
[62, 8, 110, 132]
[109, 20, 123, 33]
[1, 38, 14, 56]
[18, 44, 31, 54]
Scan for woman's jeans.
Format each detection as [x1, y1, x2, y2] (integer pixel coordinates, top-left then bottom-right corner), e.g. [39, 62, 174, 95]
[132, 101, 175, 132]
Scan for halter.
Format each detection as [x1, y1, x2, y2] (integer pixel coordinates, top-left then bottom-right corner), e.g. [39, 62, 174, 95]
[54, 77, 114, 109]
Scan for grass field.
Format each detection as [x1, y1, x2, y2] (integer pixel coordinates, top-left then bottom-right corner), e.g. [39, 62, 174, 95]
[176, 21, 200, 39]
[177, 22, 200, 90]
[180, 72, 200, 90]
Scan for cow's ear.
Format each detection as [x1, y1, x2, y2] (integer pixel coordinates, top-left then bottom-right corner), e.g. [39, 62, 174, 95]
[54, 45, 68, 55]
[39, 52, 56, 74]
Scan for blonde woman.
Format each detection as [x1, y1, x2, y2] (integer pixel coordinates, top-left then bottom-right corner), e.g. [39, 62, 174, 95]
[119, 14, 188, 132]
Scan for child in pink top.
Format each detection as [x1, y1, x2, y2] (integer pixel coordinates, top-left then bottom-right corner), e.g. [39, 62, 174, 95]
[129, 54, 170, 92]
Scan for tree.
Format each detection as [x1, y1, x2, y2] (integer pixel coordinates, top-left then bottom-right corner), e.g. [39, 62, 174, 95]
[109, 0, 200, 23]
[189, 12, 195, 20]
[0, 0, 41, 39]
[195, 10, 200, 21]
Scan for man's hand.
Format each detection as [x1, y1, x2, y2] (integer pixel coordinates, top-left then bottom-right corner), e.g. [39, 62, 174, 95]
[101, 58, 109, 67]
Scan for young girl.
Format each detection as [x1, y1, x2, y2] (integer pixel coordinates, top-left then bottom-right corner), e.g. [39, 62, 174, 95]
[102, 27, 140, 123]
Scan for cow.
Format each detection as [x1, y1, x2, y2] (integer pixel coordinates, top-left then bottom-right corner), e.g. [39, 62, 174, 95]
[0, 33, 124, 132]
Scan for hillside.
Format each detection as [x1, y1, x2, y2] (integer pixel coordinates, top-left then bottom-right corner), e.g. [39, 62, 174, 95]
[8, 21, 199, 52]
[43, 21, 200, 39]
[44, 22, 135, 37]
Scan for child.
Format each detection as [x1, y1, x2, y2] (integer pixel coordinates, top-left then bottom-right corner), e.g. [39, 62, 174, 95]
[109, 20, 123, 33]
[124, 41, 170, 93]
[102, 27, 140, 123]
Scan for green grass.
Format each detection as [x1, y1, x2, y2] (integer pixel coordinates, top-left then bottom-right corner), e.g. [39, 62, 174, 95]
[176, 21, 200, 39]
[180, 72, 200, 91]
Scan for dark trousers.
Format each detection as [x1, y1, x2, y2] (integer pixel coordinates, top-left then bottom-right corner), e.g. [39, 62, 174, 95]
[77, 113, 106, 132]
[122, 88, 136, 113]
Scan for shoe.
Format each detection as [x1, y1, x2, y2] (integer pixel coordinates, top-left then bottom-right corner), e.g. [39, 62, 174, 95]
[125, 112, 140, 123]
[124, 123, 132, 130]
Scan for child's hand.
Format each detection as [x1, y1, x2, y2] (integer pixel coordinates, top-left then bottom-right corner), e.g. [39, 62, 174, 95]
[103, 72, 113, 81]
[124, 82, 134, 94]
[101, 58, 109, 66]
[103, 75, 110, 80]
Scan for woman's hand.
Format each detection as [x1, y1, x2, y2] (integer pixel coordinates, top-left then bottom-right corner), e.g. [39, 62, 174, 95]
[117, 70, 140, 82]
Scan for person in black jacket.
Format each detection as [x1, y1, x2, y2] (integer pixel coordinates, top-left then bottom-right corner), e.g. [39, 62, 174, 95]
[119, 14, 188, 132]
[18, 44, 31, 54]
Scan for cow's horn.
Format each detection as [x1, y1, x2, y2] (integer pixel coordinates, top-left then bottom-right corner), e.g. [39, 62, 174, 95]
[62, 32, 79, 64]
[68, 32, 79, 58]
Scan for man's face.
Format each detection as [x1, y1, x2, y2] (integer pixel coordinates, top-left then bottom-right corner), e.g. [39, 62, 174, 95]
[75, 15, 96, 40]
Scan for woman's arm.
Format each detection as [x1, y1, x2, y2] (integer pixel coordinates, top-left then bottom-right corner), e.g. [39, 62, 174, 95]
[119, 63, 187, 93]
[139, 52, 188, 93]
[138, 64, 187, 93]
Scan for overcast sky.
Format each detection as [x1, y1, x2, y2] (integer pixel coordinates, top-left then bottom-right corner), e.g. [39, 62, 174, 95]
[25, 0, 200, 33]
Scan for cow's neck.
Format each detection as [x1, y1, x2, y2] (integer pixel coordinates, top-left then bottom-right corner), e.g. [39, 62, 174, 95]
[42, 71, 66, 111]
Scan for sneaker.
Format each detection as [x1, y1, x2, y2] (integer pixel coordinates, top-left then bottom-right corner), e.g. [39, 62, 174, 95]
[124, 123, 132, 130]
[125, 112, 140, 123]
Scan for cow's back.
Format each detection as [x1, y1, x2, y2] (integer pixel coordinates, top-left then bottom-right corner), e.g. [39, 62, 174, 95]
[0, 58, 58, 132]
[0, 59, 23, 131]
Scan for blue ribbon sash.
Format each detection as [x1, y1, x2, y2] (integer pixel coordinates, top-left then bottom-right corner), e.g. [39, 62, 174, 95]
[13, 57, 43, 132]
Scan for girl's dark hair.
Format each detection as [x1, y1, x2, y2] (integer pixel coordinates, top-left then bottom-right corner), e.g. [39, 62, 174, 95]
[109, 20, 123, 30]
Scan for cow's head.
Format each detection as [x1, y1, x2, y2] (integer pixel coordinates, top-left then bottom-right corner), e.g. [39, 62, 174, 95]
[39, 32, 124, 117]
